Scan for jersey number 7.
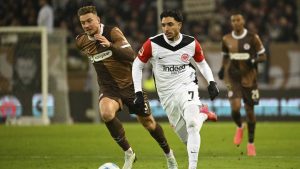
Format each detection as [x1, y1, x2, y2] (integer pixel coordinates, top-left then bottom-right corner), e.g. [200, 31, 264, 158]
[188, 91, 194, 101]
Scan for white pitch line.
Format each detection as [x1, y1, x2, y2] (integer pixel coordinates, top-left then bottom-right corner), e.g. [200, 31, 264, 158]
[1, 155, 300, 159]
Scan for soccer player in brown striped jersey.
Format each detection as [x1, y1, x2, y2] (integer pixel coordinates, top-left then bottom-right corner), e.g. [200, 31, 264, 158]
[218, 12, 267, 156]
[75, 6, 177, 169]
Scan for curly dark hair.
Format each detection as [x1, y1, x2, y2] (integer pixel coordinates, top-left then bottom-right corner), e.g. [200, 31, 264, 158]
[160, 9, 183, 23]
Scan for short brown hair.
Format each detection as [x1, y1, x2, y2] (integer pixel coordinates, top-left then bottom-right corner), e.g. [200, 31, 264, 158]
[77, 6, 97, 16]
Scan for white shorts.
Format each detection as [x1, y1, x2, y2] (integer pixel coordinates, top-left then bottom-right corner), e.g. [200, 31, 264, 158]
[160, 83, 202, 143]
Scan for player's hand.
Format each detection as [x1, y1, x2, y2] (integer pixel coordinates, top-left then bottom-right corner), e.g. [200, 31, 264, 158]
[134, 91, 145, 113]
[218, 67, 224, 80]
[246, 58, 257, 68]
[207, 81, 219, 100]
[94, 34, 112, 47]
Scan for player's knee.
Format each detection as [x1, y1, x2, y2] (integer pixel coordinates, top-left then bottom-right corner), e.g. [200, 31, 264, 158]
[184, 106, 202, 133]
[231, 101, 241, 111]
[245, 104, 254, 113]
[99, 98, 119, 122]
[246, 112, 256, 122]
[186, 118, 197, 128]
[143, 120, 156, 131]
[100, 111, 115, 122]
[186, 118, 200, 133]
[231, 106, 241, 112]
[231, 110, 240, 116]
[140, 116, 156, 130]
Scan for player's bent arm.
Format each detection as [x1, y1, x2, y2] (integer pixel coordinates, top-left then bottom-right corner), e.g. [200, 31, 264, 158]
[256, 53, 267, 63]
[75, 34, 84, 49]
[75, 34, 88, 56]
[248, 49, 266, 65]
[132, 58, 146, 93]
[254, 34, 267, 63]
[195, 59, 215, 84]
[110, 27, 135, 61]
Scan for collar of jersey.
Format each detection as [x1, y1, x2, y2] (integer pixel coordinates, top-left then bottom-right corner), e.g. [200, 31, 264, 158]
[232, 28, 247, 39]
[163, 33, 183, 47]
[87, 23, 104, 41]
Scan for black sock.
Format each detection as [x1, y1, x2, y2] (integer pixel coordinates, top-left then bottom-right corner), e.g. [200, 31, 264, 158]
[149, 123, 170, 154]
[105, 117, 130, 151]
[247, 122, 256, 143]
[231, 111, 242, 128]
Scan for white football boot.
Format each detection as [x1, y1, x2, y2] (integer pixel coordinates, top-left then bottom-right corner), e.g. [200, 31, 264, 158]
[165, 149, 178, 169]
[122, 151, 136, 169]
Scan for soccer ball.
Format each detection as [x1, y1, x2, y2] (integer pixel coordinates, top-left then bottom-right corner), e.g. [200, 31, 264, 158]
[98, 162, 120, 169]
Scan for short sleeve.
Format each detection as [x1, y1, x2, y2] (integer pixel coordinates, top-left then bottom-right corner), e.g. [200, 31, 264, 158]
[253, 34, 265, 54]
[221, 37, 230, 58]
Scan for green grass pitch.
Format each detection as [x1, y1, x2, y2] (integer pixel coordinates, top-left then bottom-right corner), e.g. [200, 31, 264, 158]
[1, 122, 299, 169]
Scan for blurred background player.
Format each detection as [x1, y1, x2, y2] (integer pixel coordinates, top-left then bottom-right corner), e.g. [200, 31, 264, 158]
[132, 10, 219, 169]
[218, 12, 267, 156]
[75, 6, 177, 169]
[37, 0, 54, 34]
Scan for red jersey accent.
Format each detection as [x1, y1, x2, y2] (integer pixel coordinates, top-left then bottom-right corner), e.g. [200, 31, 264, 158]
[138, 39, 152, 63]
[193, 40, 204, 62]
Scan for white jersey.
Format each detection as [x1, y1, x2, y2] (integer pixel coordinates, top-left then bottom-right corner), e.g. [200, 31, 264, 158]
[133, 33, 215, 127]
[137, 33, 205, 99]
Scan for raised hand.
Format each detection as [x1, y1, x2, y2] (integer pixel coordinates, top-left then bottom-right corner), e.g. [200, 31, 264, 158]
[94, 34, 111, 47]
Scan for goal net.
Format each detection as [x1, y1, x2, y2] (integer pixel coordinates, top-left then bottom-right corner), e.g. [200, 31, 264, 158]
[0, 27, 72, 125]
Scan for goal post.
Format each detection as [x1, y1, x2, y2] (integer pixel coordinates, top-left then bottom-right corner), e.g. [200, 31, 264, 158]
[0, 26, 71, 125]
[41, 27, 50, 125]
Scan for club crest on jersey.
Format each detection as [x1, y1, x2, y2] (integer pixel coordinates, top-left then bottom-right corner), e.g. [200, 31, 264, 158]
[243, 43, 250, 50]
[181, 54, 189, 63]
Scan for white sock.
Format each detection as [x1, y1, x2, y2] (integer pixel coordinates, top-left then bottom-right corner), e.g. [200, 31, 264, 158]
[165, 149, 173, 158]
[125, 147, 133, 154]
[184, 105, 206, 169]
[187, 129, 200, 169]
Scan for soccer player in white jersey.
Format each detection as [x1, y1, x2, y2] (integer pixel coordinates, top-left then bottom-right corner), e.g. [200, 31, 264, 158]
[132, 10, 219, 169]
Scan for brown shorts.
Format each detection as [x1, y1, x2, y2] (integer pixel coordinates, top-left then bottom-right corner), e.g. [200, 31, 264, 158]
[99, 84, 151, 117]
[226, 82, 260, 106]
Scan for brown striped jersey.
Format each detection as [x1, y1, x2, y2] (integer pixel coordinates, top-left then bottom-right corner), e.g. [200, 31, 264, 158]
[75, 24, 135, 90]
[222, 29, 265, 87]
